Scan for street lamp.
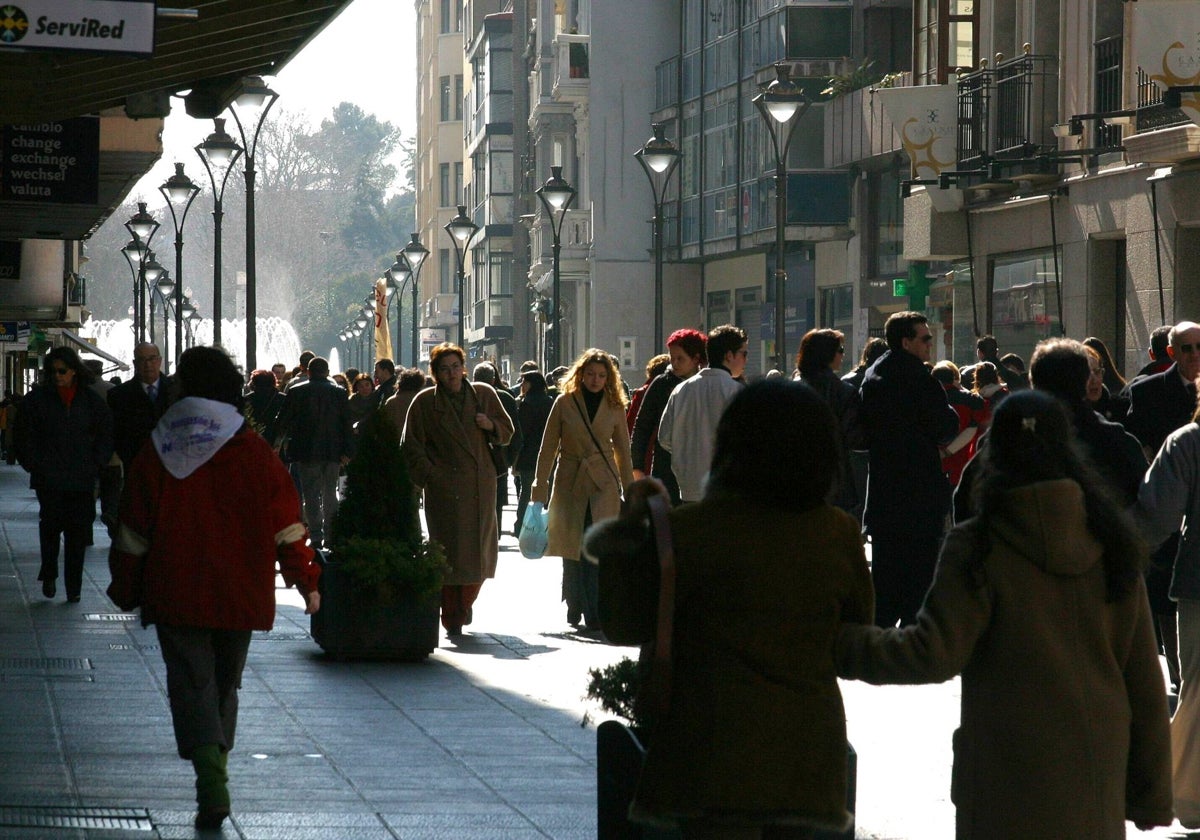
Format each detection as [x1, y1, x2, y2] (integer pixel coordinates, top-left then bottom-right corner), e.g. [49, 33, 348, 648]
[753, 62, 811, 370]
[403, 234, 429, 366]
[634, 123, 682, 353]
[123, 202, 160, 343]
[387, 256, 412, 366]
[196, 118, 244, 348]
[444, 206, 480, 350]
[153, 269, 176, 361]
[227, 74, 280, 371]
[535, 166, 576, 369]
[158, 162, 201, 370]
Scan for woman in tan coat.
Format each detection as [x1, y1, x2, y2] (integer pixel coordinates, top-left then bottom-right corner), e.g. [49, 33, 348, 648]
[532, 349, 634, 630]
[401, 343, 514, 636]
[838, 390, 1173, 839]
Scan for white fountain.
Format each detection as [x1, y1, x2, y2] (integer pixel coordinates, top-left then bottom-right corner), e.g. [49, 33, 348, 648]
[82, 316, 303, 376]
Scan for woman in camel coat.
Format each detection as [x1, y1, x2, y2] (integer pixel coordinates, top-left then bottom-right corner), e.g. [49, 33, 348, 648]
[402, 343, 513, 635]
[532, 349, 634, 630]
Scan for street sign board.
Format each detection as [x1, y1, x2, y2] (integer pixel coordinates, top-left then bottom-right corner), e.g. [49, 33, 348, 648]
[0, 1, 156, 56]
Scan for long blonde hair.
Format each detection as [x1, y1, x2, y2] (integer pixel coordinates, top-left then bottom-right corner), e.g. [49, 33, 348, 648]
[560, 348, 628, 409]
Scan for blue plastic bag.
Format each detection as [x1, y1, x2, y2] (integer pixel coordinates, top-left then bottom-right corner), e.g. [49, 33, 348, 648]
[519, 502, 549, 559]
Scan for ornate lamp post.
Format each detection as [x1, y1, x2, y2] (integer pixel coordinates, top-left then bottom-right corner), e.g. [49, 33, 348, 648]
[196, 118, 244, 348]
[122, 202, 160, 343]
[753, 62, 811, 370]
[401, 234, 429, 365]
[535, 166, 576, 369]
[153, 270, 176, 362]
[443, 206, 480, 350]
[226, 75, 280, 371]
[634, 123, 682, 353]
[158, 162, 201, 370]
[387, 257, 411, 366]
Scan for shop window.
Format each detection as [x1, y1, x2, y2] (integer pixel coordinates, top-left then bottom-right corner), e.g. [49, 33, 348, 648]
[989, 248, 1062, 364]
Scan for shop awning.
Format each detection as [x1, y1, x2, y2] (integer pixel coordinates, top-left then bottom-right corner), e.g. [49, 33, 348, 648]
[61, 331, 129, 372]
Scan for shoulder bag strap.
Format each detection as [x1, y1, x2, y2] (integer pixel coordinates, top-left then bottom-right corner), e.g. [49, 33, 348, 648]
[573, 394, 622, 487]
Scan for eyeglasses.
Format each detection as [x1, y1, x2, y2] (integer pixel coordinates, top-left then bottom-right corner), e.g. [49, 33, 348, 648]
[51, 366, 70, 375]
[436, 362, 464, 374]
[1177, 343, 1200, 354]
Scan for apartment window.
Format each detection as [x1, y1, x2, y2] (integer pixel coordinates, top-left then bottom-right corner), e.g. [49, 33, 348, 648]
[454, 163, 464, 206]
[439, 163, 451, 208]
[916, 0, 977, 85]
[440, 76, 452, 122]
[488, 251, 512, 296]
[439, 248, 454, 294]
[455, 74, 464, 121]
[440, 0, 451, 33]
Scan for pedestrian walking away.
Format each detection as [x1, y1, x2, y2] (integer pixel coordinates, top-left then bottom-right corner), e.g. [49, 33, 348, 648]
[839, 390, 1172, 840]
[107, 345, 321, 832]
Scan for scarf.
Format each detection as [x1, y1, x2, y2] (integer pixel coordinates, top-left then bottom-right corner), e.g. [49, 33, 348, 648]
[151, 396, 244, 479]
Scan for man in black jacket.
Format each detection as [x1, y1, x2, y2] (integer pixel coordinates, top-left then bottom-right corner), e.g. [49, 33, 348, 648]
[472, 362, 522, 530]
[273, 357, 354, 550]
[859, 311, 959, 628]
[107, 342, 175, 469]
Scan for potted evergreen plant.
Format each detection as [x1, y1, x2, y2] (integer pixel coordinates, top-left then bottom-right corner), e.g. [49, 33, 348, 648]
[310, 407, 446, 660]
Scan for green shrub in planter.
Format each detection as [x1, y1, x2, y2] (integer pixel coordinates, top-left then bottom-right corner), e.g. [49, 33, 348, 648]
[312, 407, 447, 659]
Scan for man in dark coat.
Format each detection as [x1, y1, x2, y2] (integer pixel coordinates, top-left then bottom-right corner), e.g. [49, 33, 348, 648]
[273, 357, 354, 549]
[108, 342, 175, 469]
[513, 370, 553, 536]
[1124, 320, 1200, 692]
[369, 358, 397, 409]
[472, 362, 523, 529]
[859, 311, 959, 628]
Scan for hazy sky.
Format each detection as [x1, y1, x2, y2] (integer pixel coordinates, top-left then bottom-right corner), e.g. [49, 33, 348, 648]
[128, 0, 417, 204]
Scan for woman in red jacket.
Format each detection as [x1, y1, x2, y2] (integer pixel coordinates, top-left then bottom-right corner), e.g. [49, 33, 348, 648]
[108, 345, 320, 831]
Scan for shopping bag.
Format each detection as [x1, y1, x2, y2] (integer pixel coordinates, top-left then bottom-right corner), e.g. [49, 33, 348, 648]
[519, 502, 549, 559]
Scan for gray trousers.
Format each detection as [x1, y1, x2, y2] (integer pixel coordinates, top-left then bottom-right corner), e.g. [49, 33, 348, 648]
[297, 460, 341, 547]
[156, 625, 251, 760]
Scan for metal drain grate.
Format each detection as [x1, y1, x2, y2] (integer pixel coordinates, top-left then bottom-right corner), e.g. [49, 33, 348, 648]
[0, 658, 92, 671]
[252, 630, 311, 641]
[84, 613, 139, 621]
[109, 643, 159, 652]
[0, 805, 153, 830]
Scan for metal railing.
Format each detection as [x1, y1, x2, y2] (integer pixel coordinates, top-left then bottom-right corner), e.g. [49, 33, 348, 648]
[1136, 67, 1191, 132]
[1094, 36, 1123, 148]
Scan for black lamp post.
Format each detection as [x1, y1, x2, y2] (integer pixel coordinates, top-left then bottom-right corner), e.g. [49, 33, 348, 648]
[403, 234, 429, 366]
[196, 118, 244, 348]
[227, 75, 280, 371]
[444, 206, 480, 350]
[158, 162, 200, 371]
[535, 166, 576, 370]
[634, 123, 682, 353]
[753, 62, 811, 370]
[387, 257, 412, 366]
[122, 202, 160, 343]
[153, 269, 176, 362]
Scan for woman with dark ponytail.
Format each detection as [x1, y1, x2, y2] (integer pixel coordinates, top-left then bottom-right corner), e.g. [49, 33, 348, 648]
[838, 389, 1172, 839]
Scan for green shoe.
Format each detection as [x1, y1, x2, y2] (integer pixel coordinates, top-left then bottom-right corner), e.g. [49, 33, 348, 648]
[192, 744, 230, 830]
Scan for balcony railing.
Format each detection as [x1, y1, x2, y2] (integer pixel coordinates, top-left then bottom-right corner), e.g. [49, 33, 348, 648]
[530, 208, 592, 261]
[471, 297, 514, 332]
[1136, 67, 1191, 132]
[956, 52, 1057, 171]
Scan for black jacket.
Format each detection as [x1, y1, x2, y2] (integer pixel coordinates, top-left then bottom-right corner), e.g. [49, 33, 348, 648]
[18, 384, 113, 493]
[859, 349, 959, 529]
[273, 377, 355, 463]
[494, 387, 524, 469]
[107, 375, 175, 467]
[1125, 363, 1196, 456]
[629, 370, 683, 504]
[514, 389, 553, 472]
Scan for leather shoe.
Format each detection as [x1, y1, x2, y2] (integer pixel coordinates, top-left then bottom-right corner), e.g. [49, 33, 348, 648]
[194, 805, 230, 831]
[67, 595, 81, 604]
[42, 579, 55, 599]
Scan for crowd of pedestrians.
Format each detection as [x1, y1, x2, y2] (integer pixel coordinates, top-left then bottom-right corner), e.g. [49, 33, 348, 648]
[11, 311, 1200, 836]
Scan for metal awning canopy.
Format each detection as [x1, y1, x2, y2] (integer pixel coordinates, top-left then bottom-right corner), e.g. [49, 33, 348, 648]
[0, 0, 353, 241]
[60, 330, 129, 371]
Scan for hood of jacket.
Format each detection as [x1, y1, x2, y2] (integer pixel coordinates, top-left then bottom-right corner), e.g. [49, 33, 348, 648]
[151, 396, 244, 479]
[988, 478, 1102, 577]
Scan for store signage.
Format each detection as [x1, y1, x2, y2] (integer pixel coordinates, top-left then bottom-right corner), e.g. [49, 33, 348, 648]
[0, 321, 31, 342]
[1132, 0, 1200, 127]
[1, 117, 100, 204]
[0, 1, 155, 56]
[875, 84, 964, 213]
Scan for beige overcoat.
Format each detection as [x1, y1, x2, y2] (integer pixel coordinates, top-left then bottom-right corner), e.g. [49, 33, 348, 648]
[837, 479, 1173, 839]
[401, 382, 513, 585]
[531, 391, 634, 560]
